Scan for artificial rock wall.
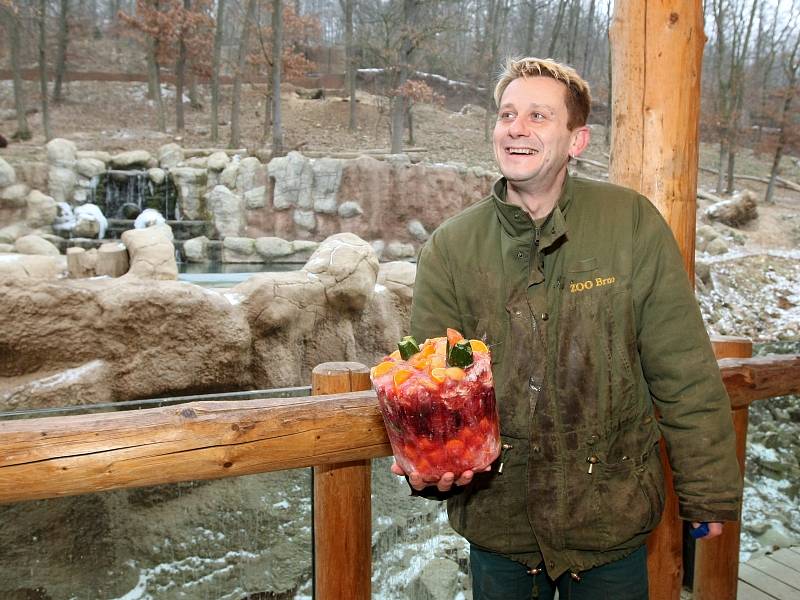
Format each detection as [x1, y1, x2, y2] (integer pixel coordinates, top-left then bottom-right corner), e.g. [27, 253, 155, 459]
[1, 141, 496, 261]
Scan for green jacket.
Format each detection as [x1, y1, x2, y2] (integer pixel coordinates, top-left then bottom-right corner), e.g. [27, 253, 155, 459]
[410, 174, 742, 579]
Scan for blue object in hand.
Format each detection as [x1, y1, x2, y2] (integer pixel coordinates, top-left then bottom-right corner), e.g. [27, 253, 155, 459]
[690, 522, 710, 539]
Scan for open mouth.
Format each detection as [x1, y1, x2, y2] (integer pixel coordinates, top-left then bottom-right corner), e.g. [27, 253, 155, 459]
[506, 148, 539, 155]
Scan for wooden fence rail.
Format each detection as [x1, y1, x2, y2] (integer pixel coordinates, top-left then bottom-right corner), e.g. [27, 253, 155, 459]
[0, 351, 798, 600]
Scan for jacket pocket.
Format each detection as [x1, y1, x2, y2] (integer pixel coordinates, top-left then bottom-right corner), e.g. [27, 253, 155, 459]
[561, 443, 664, 552]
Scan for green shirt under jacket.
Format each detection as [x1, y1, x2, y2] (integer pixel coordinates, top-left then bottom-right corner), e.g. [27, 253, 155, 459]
[409, 174, 742, 579]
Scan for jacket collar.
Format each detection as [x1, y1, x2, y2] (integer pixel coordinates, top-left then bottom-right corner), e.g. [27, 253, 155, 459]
[492, 174, 573, 247]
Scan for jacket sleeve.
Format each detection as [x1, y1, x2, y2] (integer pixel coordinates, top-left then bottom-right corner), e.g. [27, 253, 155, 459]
[410, 232, 464, 343]
[632, 196, 742, 523]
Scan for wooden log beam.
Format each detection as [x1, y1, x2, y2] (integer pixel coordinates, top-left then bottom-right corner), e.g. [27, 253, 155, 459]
[0, 390, 391, 505]
[720, 355, 800, 408]
[0, 354, 796, 507]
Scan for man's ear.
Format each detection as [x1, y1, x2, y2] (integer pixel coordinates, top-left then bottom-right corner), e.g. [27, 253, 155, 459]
[569, 126, 591, 158]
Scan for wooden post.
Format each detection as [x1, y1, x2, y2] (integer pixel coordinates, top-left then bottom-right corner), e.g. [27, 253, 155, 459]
[693, 336, 753, 600]
[609, 3, 705, 598]
[312, 362, 372, 600]
[609, 0, 706, 278]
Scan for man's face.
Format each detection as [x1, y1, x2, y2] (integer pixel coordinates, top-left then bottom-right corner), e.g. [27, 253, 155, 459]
[492, 76, 588, 189]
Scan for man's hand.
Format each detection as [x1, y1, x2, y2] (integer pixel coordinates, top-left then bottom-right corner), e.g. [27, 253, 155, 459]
[692, 521, 723, 540]
[390, 460, 491, 492]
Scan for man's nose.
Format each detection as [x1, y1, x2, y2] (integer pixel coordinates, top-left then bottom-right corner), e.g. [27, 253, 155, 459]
[508, 117, 529, 137]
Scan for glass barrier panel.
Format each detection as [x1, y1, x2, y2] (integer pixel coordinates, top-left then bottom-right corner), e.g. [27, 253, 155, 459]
[370, 456, 471, 600]
[0, 470, 313, 600]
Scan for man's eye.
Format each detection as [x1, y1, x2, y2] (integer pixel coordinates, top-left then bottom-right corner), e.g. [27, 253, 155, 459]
[532, 112, 545, 120]
[499, 112, 515, 120]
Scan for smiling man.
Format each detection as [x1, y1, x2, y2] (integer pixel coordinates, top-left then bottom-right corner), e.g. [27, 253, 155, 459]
[400, 57, 743, 599]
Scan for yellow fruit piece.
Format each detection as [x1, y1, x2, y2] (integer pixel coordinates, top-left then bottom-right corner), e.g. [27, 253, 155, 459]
[408, 353, 428, 370]
[469, 339, 489, 354]
[429, 355, 446, 370]
[431, 367, 447, 383]
[371, 361, 395, 378]
[389, 350, 401, 360]
[393, 369, 412, 387]
[445, 367, 466, 381]
[419, 343, 436, 357]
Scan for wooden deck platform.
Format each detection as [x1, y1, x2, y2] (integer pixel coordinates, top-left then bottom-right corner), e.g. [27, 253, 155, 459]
[738, 547, 800, 600]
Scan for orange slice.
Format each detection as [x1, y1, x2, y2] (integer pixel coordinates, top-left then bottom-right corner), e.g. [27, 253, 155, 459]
[431, 367, 447, 383]
[469, 339, 489, 354]
[393, 369, 412, 387]
[388, 350, 401, 360]
[371, 361, 395, 378]
[445, 367, 466, 381]
[419, 343, 436, 357]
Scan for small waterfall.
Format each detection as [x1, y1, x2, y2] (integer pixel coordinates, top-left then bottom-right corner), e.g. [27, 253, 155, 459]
[97, 170, 178, 221]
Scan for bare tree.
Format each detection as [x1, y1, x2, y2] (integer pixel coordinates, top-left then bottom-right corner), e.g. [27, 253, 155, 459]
[271, 0, 284, 154]
[175, 0, 191, 131]
[341, 0, 356, 130]
[390, 0, 421, 153]
[547, 0, 567, 57]
[0, 2, 32, 140]
[766, 24, 800, 204]
[53, 0, 70, 103]
[39, 0, 52, 140]
[229, 0, 258, 148]
[482, 0, 508, 142]
[210, 0, 226, 142]
[708, 0, 758, 194]
[582, 0, 597, 74]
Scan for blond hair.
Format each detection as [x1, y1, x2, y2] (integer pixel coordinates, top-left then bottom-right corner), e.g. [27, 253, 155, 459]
[493, 57, 592, 130]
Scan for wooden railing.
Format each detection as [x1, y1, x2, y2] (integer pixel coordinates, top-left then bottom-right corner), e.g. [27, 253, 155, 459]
[0, 351, 798, 599]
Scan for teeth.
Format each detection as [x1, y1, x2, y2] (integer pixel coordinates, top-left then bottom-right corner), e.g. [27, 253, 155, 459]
[508, 148, 536, 155]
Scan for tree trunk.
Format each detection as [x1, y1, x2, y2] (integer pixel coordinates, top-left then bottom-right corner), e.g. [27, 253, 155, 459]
[39, 0, 52, 140]
[175, 0, 190, 132]
[211, 0, 225, 143]
[149, 31, 166, 132]
[271, 0, 283, 155]
[725, 148, 736, 195]
[483, 0, 506, 142]
[547, 0, 567, 57]
[344, 0, 356, 131]
[90, 0, 100, 37]
[766, 30, 800, 204]
[582, 0, 597, 75]
[390, 0, 420, 154]
[189, 73, 200, 109]
[53, 0, 69, 103]
[146, 39, 158, 100]
[565, 0, 581, 64]
[229, 0, 257, 148]
[716, 140, 726, 194]
[1, 5, 32, 140]
[523, 0, 537, 56]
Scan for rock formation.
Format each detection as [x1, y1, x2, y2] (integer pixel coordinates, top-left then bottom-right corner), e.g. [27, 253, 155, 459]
[0, 233, 413, 409]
